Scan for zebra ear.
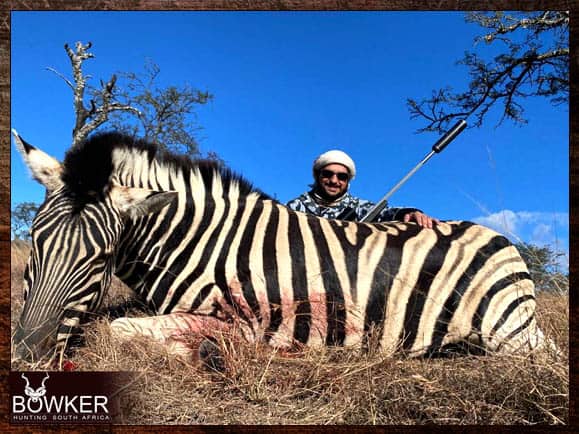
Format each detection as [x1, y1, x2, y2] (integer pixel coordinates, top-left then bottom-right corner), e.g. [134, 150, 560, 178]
[13, 129, 64, 192]
[109, 184, 177, 219]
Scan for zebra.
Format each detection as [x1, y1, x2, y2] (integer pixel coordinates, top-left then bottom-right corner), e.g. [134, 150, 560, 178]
[12, 130, 550, 367]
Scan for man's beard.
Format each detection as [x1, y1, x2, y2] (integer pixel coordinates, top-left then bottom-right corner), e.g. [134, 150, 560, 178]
[313, 184, 347, 205]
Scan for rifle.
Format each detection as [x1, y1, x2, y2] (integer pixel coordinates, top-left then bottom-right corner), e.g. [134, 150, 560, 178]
[342, 119, 467, 222]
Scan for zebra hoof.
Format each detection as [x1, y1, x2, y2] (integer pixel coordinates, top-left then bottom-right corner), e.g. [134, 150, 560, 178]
[198, 338, 225, 372]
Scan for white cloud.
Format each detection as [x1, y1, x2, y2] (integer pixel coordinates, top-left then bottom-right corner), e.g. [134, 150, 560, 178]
[531, 223, 554, 245]
[473, 210, 568, 241]
[473, 209, 519, 236]
[472, 210, 569, 269]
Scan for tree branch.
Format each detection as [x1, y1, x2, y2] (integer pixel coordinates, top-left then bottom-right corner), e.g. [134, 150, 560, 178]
[408, 12, 568, 134]
[51, 43, 211, 157]
[46, 67, 75, 91]
[55, 41, 143, 146]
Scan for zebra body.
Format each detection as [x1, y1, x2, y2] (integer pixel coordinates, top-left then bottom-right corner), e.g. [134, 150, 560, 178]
[12, 132, 545, 365]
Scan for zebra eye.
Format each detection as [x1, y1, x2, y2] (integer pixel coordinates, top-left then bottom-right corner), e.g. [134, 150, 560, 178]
[96, 252, 109, 262]
[97, 248, 114, 262]
[22, 264, 32, 301]
[22, 279, 30, 302]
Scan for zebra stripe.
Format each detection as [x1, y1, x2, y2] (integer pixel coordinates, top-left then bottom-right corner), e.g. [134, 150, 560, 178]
[288, 210, 310, 344]
[13, 132, 549, 365]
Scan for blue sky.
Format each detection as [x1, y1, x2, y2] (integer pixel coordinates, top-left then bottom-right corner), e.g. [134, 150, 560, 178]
[10, 11, 569, 268]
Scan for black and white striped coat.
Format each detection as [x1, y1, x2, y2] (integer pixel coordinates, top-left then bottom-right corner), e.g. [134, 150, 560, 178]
[12, 131, 546, 365]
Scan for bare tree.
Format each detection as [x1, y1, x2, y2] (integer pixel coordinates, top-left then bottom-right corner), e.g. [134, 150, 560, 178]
[49, 41, 213, 157]
[407, 11, 569, 134]
[107, 59, 212, 157]
[48, 41, 141, 147]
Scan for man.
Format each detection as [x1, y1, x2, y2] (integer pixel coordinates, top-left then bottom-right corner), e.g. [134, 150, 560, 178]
[286, 149, 438, 228]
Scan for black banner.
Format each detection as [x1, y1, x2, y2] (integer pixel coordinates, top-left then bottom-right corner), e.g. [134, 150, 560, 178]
[9, 371, 134, 425]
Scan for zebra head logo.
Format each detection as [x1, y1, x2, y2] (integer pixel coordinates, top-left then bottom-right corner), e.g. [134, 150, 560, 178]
[21, 373, 49, 403]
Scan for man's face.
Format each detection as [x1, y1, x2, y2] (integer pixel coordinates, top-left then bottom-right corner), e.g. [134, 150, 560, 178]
[316, 163, 350, 199]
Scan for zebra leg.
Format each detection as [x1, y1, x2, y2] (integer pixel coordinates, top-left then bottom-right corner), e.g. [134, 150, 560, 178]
[480, 287, 557, 356]
[109, 279, 259, 365]
[492, 317, 560, 358]
[109, 279, 260, 367]
[109, 312, 235, 361]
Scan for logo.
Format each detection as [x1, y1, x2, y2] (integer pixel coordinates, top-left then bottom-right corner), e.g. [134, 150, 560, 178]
[10, 372, 130, 424]
[22, 373, 49, 403]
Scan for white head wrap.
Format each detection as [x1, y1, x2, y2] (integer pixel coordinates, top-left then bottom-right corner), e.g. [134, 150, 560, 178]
[312, 150, 356, 180]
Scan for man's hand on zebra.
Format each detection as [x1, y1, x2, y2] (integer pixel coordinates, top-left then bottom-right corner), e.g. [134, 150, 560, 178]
[403, 211, 440, 229]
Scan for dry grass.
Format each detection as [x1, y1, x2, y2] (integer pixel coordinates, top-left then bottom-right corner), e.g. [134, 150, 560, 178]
[10, 242, 569, 425]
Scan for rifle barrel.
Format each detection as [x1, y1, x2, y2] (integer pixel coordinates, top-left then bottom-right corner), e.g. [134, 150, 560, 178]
[359, 119, 467, 223]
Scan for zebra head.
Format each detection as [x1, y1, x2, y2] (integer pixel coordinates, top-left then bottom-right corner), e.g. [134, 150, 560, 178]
[12, 131, 176, 364]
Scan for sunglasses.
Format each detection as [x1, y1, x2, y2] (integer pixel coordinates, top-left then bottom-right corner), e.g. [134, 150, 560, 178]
[320, 169, 349, 182]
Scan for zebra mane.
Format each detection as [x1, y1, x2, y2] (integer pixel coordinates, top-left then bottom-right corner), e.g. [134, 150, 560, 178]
[62, 131, 272, 202]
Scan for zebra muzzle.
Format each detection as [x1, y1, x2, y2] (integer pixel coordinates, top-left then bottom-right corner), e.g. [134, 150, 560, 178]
[12, 320, 59, 363]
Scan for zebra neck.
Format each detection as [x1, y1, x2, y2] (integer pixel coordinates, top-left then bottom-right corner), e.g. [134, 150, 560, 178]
[113, 181, 268, 310]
